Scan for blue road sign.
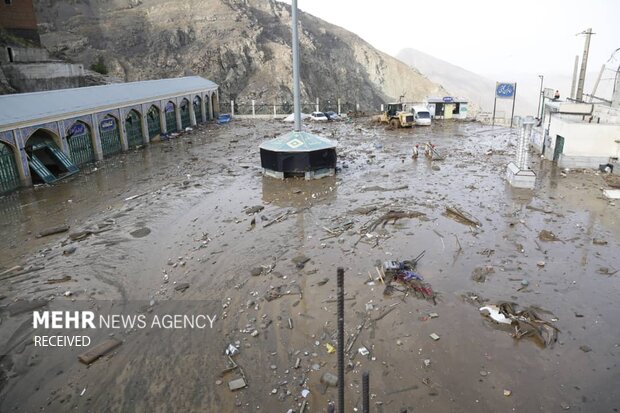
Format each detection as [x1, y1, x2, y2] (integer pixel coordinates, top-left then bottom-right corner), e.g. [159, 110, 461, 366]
[496, 83, 516, 99]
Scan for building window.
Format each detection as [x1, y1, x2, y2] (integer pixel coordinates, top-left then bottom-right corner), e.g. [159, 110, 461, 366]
[7, 47, 14, 63]
[4, 0, 12, 5]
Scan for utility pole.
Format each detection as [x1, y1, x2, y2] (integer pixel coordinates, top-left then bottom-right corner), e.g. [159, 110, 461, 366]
[570, 55, 579, 100]
[588, 64, 605, 102]
[575, 28, 595, 102]
[537, 75, 544, 118]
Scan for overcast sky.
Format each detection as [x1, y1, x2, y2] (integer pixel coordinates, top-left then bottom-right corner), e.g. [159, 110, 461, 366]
[280, 0, 619, 79]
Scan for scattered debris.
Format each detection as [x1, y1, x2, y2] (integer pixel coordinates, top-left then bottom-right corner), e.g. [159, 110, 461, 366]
[445, 205, 481, 227]
[424, 142, 445, 160]
[124, 193, 147, 201]
[320, 372, 338, 387]
[479, 305, 512, 325]
[361, 185, 408, 192]
[380, 252, 436, 302]
[503, 389, 512, 397]
[62, 246, 77, 256]
[7, 299, 48, 316]
[471, 266, 494, 283]
[228, 378, 247, 391]
[264, 284, 302, 301]
[47, 275, 72, 284]
[78, 338, 122, 364]
[363, 210, 426, 233]
[244, 205, 264, 215]
[263, 210, 293, 228]
[292, 255, 310, 269]
[479, 302, 559, 347]
[429, 333, 440, 341]
[539, 230, 560, 242]
[36, 225, 70, 238]
[592, 238, 607, 245]
[579, 345, 592, 353]
[130, 227, 151, 238]
[174, 283, 190, 292]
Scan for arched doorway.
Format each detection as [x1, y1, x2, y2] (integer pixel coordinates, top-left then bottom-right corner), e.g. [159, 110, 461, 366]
[99, 115, 122, 156]
[25, 129, 78, 184]
[180, 99, 191, 129]
[211, 93, 218, 118]
[165, 101, 177, 133]
[0, 141, 20, 194]
[193, 96, 202, 123]
[146, 105, 161, 140]
[125, 110, 144, 148]
[66, 121, 95, 166]
[205, 96, 211, 121]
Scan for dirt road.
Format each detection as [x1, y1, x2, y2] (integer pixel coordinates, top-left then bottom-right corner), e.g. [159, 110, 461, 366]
[1, 118, 619, 412]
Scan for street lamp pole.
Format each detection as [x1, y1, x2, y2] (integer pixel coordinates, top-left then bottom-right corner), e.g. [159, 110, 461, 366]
[537, 75, 544, 119]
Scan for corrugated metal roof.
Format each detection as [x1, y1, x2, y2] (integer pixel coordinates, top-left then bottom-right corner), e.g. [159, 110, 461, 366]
[0, 76, 218, 129]
[259, 131, 337, 153]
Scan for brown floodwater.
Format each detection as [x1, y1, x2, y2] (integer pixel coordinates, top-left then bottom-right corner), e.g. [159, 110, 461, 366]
[0, 118, 619, 412]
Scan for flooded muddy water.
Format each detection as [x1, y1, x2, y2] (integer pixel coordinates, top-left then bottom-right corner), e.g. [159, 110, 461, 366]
[1, 119, 619, 412]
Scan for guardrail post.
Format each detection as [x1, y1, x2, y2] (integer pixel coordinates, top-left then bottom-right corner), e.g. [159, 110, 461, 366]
[252, 100, 255, 118]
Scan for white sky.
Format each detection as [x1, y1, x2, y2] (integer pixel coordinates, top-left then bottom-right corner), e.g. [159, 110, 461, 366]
[280, 0, 619, 78]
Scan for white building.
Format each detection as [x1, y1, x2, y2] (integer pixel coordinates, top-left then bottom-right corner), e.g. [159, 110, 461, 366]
[426, 97, 469, 120]
[532, 100, 620, 170]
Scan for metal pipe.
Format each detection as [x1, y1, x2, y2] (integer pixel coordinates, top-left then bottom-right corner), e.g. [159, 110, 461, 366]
[537, 75, 544, 119]
[337, 267, 345, 412]
[362, 371, 370, 413]
[291, 0, 302, 132]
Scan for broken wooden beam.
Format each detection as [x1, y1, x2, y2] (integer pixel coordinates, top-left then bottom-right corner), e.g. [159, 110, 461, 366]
[78, 338, 122, 364]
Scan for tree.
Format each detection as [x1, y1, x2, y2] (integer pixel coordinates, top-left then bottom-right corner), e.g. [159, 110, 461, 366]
[90, 55, 108, 75]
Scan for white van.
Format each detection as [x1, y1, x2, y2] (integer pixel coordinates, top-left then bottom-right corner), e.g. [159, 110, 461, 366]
[412, 106, 432, 126]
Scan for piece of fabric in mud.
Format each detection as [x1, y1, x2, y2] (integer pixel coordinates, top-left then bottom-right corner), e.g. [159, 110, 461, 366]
[480, 302, 559, 348]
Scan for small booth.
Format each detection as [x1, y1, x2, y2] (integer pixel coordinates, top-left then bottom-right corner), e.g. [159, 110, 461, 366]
[427, 97, 468, 120]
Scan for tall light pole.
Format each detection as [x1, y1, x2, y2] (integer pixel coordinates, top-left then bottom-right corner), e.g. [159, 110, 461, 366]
[537, 74, 544, 120]
[291, 0, 302, 132]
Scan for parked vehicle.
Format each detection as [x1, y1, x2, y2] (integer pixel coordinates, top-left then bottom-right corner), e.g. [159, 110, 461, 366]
[310, 111, 328, 121]
[324, 111, 340, 121]
[412, 106, 432, 126]
[377, 103, 414, 128]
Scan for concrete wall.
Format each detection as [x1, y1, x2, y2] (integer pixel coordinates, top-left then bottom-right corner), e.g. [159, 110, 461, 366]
[547, 116, 620, 168]
[0, 46, 50, 64]
[2, 62, 88, 92]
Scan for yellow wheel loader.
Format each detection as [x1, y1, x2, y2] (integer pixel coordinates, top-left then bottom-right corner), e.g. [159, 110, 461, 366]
[377, 103, 414, 128]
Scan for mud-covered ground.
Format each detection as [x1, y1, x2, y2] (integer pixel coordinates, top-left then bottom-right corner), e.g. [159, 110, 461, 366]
[0, 118, 619, 413]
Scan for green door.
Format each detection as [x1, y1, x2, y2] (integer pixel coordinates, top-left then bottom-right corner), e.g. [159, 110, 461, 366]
[193, 97, 202, 123]
[180, 102, 191, 129]
[28, 154, 56, 183]
[0, 142, 20, 194]
[165, 103, 177, 133]
[99, 117, 122, 156]
[125, 111, 144, 148]
[553, 135, 564, 162]
[66, 123, 95, 166]
[147, 107, 161, 139]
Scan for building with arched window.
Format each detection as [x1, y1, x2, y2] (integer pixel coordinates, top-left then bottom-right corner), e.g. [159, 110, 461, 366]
[0, 76, 219, 194]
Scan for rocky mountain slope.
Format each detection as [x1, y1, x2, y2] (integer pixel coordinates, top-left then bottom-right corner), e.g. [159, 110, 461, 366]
[33, 0, 446, 109]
